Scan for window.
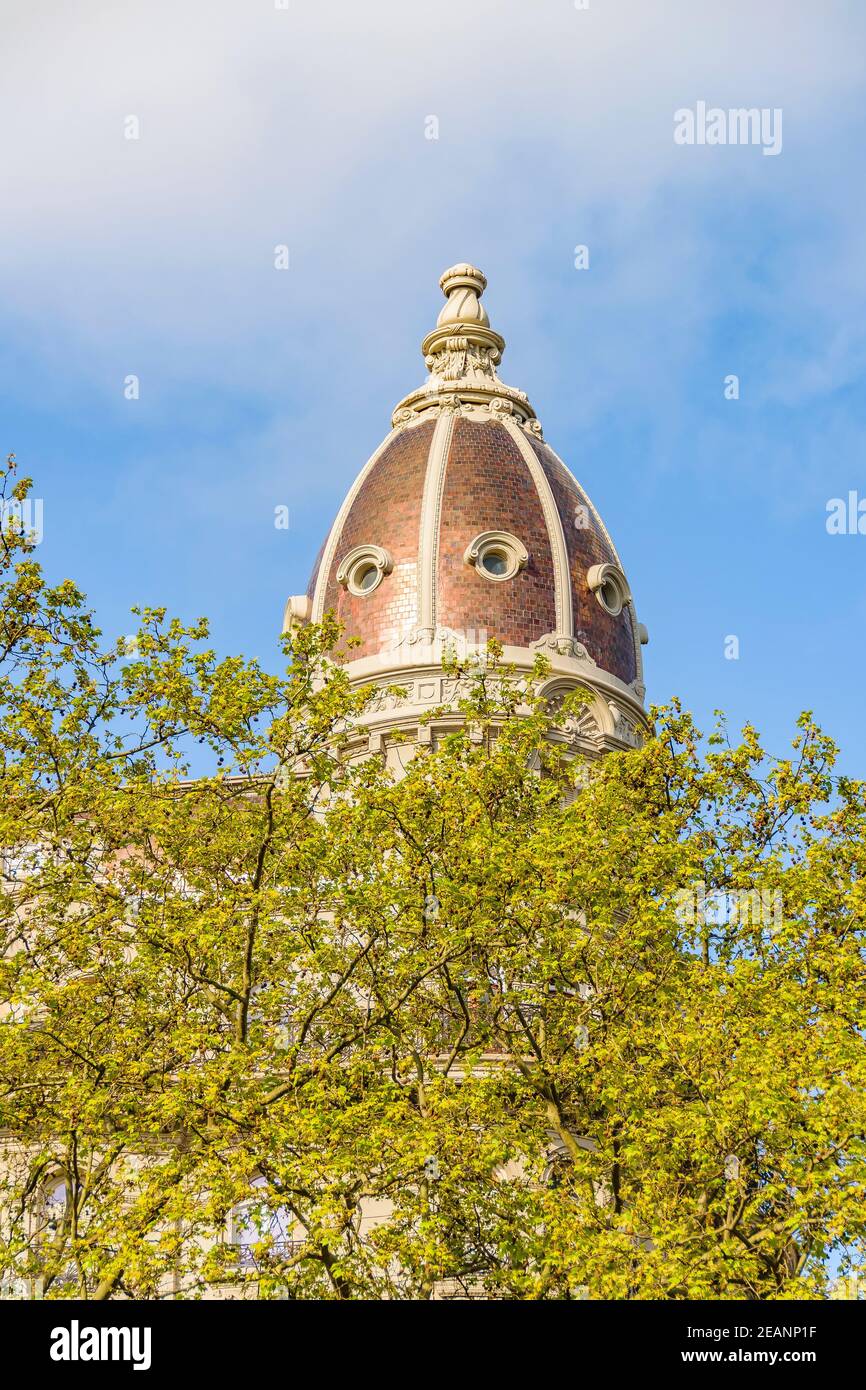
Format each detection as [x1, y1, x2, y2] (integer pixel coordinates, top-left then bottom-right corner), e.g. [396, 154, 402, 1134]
[464, 531, 528, 582]
[480, 548, 509, 578]
[40, 1177, 68, 1233]
[336, 544, 393, 597]
[228, 1179, 303, 1271]
[586, 562, 631, 617]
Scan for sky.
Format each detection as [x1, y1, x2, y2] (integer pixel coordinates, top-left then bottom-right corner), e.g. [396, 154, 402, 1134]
[2, 0, 865, 773]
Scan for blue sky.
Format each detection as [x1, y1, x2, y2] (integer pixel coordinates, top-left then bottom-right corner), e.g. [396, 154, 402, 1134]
[2, 0, 865, 772]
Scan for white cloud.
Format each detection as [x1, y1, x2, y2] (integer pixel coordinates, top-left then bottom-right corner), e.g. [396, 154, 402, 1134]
[1, 0, 864, 478]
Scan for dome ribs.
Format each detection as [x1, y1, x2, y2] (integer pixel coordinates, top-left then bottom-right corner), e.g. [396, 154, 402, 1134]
[320, 419, 435, 657]
[527, 436, 637, 686]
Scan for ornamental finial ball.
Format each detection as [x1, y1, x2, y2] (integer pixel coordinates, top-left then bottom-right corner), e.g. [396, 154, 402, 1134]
[436, 263, 490, 329]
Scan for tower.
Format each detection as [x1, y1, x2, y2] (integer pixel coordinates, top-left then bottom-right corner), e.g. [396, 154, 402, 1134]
[285, 264, 648, 766]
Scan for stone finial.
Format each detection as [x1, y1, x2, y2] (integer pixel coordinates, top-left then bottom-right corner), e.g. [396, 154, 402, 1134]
[421, 262, 505, 377]
[436, 263, 490, 330]
[390, 261, 538, 429]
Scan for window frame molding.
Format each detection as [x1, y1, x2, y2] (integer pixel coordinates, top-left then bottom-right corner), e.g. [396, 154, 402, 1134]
[336, 544, 394, 597]
[463, 530, 529, 583]
[586, 562, 631, 617]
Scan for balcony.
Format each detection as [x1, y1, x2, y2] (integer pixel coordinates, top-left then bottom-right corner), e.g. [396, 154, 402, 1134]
[226, 1240, 307, 1272]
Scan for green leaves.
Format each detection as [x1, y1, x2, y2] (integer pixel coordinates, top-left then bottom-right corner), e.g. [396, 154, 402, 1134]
[0, 464, 864, 1298]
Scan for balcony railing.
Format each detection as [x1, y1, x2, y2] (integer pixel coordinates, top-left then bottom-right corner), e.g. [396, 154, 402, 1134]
[227, 1240, 307, 1272]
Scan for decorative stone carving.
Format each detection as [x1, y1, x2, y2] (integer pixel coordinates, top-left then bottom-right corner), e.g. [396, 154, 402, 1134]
[367, 688, 403, 714]
[569, 709, 604, 745]
[336, 544, 393, 596]
[607, 701, 642, 748]
[282, 594, 311, 632]
[375, 627, 489, 676]
[434, 263, 490, 329]
[531, 633, 597, 665]
[390, 261, 540, 430]
[463, 530, 529, 582]
[587, 562, 631, 618]
[426, 340, 500, 383]
[542, 682, 604, 747]
[441, 675, 484, 705]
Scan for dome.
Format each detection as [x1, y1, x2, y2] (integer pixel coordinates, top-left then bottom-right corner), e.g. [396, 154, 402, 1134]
[287, 264, 648, 755]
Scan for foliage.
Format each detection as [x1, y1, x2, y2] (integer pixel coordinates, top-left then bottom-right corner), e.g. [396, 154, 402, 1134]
[1, 457, 864, 1300]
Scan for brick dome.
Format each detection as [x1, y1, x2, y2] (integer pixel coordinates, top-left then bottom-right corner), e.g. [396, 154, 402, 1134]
[287, 264, 647, 752]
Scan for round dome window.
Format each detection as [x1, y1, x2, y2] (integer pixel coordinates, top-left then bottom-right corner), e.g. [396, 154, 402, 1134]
[480, 548, 509, 578]
[464, 531, 529, 583]
[599, 576, 622, 615]
[587, 563, 631, 618]
[336, 545, 394, 597]
[355, 562, 379, 592]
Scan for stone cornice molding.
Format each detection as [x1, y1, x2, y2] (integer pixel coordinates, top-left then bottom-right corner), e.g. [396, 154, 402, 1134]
[341, 644, 648, 722]
[335, 653, 649, 758]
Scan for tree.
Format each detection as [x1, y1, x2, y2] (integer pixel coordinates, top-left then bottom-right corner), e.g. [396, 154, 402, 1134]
[1, 456, 865, 1300]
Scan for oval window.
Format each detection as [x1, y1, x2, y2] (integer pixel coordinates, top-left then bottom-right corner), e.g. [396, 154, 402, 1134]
[464, 531, 529, 582]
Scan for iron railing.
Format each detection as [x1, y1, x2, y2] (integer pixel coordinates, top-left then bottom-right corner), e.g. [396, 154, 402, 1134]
[227, 1240, 307, 1271]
